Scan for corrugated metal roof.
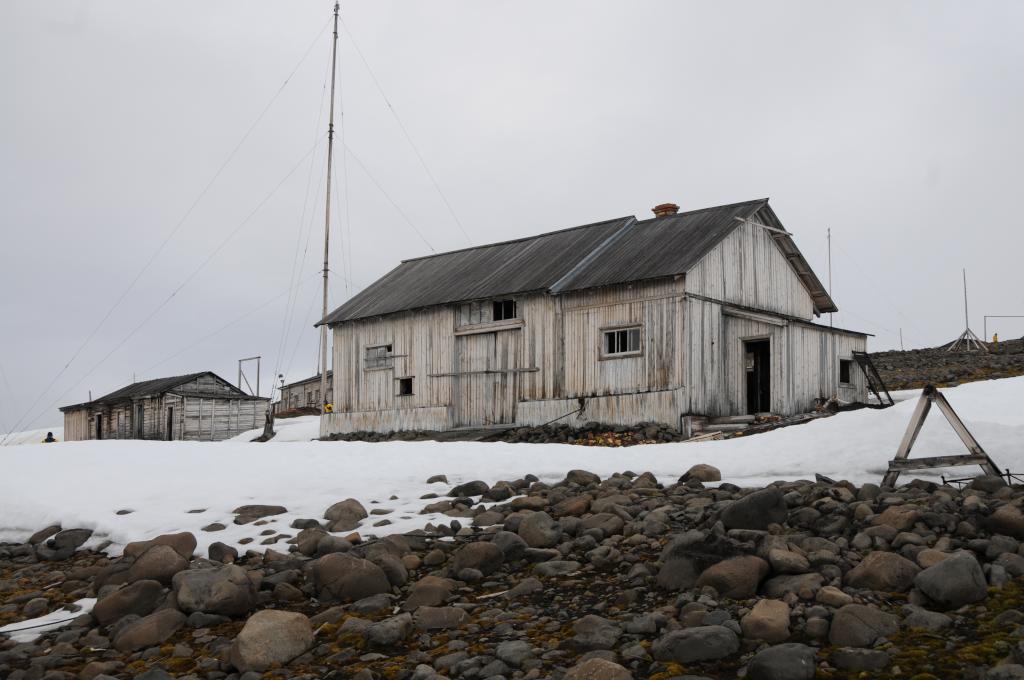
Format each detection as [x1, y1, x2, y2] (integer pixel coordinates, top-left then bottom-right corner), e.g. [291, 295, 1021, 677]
[553, 199, 768, 292]
[319, 217, 632, 324]
[319, 198, 838, 324]
[60, 372, 259, 411]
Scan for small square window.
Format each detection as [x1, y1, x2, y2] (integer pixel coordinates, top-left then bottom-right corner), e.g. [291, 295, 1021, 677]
[492, 299, 517, 321]
[839, 359, 853, 384]
[365, 344, 394, 369]
[398, 377, 414, 396]
[603, 327, 641, 355]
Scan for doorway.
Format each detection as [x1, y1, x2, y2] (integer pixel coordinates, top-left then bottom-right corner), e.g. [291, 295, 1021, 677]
[95, 414, 102, 440]
[166, 407, 174, 441]
[744, 339, 771, 414]
[136, 404, 145, 438]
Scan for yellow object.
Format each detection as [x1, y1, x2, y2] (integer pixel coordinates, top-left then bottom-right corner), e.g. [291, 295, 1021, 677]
[993, 333, 999, 348]
[323, 403, 334, 413]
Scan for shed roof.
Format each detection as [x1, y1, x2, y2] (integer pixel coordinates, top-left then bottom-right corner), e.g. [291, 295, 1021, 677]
[319, 198, 837, 325]
[60, 371, 262, 412]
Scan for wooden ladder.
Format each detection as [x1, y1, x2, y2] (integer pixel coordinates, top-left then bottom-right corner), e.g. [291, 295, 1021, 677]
[852, 351, 895, 407]
[881, 385, 1001, 488]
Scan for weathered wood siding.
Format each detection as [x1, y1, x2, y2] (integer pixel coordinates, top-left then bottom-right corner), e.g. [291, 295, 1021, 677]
[683, 297, 867, 416]
[62, 409, 91, 441]
[178, 395, 264, 441]
[686, 220, 816, 319]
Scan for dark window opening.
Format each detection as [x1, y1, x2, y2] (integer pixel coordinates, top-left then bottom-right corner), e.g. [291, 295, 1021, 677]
[365, 344, 394, 369]
[839, 359, 853, 384]
[492, 299, 517, 321]
[398, 377, 414, 396]
[603, 327, 641, 355]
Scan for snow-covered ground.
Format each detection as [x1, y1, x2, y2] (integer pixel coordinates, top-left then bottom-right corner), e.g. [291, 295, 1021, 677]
[1, 377, 1022, 558]
[0, 427, 64, 447]
[228, 414, 320, 442]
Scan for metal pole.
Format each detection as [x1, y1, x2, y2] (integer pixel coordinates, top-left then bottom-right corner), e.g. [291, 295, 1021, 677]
[962, 269, 969, 330]
[256, 356, 260, 397]
[320, 2, 340, 415]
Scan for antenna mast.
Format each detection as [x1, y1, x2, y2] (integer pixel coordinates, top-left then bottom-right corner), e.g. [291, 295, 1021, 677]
[946, 268, 988, 352]
[319, 2, 340, 415]
[827, 227, 833, 328]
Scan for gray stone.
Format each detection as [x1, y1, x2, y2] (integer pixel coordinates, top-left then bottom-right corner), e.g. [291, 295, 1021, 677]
[126, 545, 189, 585]
[123, 532, 197, 560]
[495, 640, 534, 668]
[323, 498, 368, 530]
[562, 614, 621, 652]
[518, 511, 562, 548]
[900, 604, 951, 631]
[563, 658, 632, 680]
[93, 580, 165, 626]
[208, 542, 238, 563]
[491, 531, 528, 561]
[746, 642, 817, 680]
[564, 469, 601, 486]
[845, 551, 920, 592]
[229, 610, 313, 672]
[680, 463, 721, 483]
[112, 609, 186, 652]
[413, 606, 468, 630]
[403, 575, 456, 610]
[651, 625, 740, 663]
[449, 541, 504, 576]
[365, 613, 413, 646]
[534, 560, 581, 576]
[656, 555, 699, 591]
[695, 555, 769, 599]
[986, 665, 1024, 680]
[829, 604, 898, 647]
[721, 487, 787, 530]
[989, 505, 1024, 539]
[914, 550, 988, 608]
[313, 553, 391, 602]
[172, 564, 257, 617]
[448, 480, 489, 497]
[830, 648, 891, 672]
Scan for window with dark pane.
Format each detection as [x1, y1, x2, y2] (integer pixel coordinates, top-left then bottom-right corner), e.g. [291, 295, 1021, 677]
[364, 344, 394, 369]
[492, 299, 517, 321]
[397, 377, 414, 396]
[603, 326, 641, 355]
[839, 359, 852, 384]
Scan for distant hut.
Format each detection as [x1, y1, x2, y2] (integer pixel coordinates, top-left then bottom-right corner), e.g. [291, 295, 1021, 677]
[275, 371, 333, 414]
[60, 372, 269, 441]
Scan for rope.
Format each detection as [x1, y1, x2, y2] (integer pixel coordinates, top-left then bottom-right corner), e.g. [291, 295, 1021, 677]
[340, 18, 472, 246]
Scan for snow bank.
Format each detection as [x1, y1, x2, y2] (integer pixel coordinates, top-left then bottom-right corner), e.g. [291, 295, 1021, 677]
[228, 415, 320, 442]
[1, 377, 1021, 558]
[0, 427, 64, 447]
[0, 599, 96, 643]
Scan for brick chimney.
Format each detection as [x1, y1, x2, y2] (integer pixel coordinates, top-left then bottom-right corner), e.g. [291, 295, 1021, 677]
[652, 202, 679, 218]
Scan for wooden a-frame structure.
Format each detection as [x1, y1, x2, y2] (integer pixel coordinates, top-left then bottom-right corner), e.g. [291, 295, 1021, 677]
[881, 384, 1001, 488]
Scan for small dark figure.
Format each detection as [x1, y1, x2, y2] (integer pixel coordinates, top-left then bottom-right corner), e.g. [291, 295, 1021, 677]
[43, 431, 57, 443]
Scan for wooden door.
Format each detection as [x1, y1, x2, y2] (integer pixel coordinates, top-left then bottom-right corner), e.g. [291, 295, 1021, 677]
[454, 330, 521, 427]
[744, 339, 771, 414]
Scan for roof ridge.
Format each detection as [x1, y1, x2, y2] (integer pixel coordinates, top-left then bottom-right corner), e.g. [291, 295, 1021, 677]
[399, 216, 635, 263]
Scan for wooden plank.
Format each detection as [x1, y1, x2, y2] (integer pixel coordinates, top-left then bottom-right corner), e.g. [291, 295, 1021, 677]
[887, 454, 990, 470]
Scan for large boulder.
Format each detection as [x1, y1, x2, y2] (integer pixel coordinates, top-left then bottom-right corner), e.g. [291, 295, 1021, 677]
[123, 532, 197, 560]
[403, 575, 456, 610]
[412, 606, 468, 631]
[721, 488, 787, 530]
[564, 658, 632, 680]
[323, 499, 368, 531]
[652, 625, 739, 663]
[365, 613, 413, 646]
[561, 615, 622, 652]
[988, 505, 1024, 540]
[695, 555, 769, 599]
[845, 551, 920, 592]
[37, 528, 92, 561]
[741, 598, 791, 643]
[746, 643, 817, 680]
[872, 505, 920, 532]
[517, 512, 562, 548]
[914, 551, 988, 609]
[126, 545, 189, 586]
[829, 604, 898, 647]
[93, 580, 165, 626]
[173, 564, 257, 617]
[313, 553, 391, 602]
[680, 463, 721, 483]
[449, 541, 504, 576]
[113, 609, 186, 652]
[448, 480, 489, 497]
[229, 610, 313, 672]
[563, 469, 601, 486]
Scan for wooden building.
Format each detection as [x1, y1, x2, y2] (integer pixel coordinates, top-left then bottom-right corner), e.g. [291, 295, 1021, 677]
[60, 372, 269, 441]
[275, 372, 333, 413]
[317, 198, 869, 435]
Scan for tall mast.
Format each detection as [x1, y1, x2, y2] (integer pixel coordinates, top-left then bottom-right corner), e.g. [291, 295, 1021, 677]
[320, 2, 339, 415]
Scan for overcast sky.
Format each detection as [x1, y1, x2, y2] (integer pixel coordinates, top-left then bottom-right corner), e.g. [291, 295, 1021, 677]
[2, 1, 1023, 431]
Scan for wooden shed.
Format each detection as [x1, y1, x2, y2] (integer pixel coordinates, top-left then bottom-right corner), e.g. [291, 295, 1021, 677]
[317, 198, 870, 435]
[275, 371, 333, 413]
[60, 372, 269, 441]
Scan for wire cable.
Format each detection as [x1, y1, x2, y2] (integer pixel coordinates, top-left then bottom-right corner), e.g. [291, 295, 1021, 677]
[7, 16, 332, 435]
[339, 17, 472, 246]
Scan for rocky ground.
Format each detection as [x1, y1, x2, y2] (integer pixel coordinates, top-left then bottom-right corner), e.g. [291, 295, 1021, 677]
[872, 338, 1024, 391]
[3, 468, 1024, 680]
